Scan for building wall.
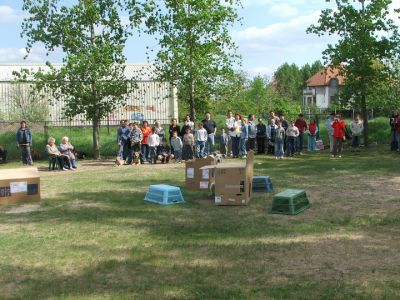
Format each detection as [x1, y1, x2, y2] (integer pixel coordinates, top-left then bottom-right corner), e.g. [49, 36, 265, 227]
[0, 80, 178, 126]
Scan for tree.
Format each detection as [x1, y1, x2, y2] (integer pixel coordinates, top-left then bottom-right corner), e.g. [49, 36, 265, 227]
[307, 0, 400, 146]
[273, 63, 303, 101]
[146, 0, 241, 121]
[21, 0, 147, 158]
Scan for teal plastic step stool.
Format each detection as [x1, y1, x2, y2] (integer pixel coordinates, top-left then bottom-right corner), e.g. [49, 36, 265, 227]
[252, 176, 273, 192]
[144, 184, 185, 205]
[271, 189, 310, 215]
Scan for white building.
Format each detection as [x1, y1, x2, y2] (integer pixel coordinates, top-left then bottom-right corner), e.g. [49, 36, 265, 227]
[303, 67, 345, 109]
[0, 64, 178, 126]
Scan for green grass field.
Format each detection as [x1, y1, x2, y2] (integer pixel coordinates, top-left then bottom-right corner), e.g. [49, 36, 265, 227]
[1, 147, 400, 299]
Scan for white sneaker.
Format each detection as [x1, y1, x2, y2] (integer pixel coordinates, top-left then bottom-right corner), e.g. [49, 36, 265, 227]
[275, 156, 278, 160]
[338, 155, 342, 158]
[280, 156, 284, 160]
[331, 154, 334, 158]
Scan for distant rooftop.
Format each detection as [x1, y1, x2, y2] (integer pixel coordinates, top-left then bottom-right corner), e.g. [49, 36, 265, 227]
[306, 66, 345, 87]
[0, 63, 157, 81]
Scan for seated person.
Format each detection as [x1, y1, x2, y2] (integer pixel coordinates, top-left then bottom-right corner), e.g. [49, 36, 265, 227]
[0, 145, 7, 163]
[46, 137, 71, 171]
[157, 139, 174, 163]
[59, 136, 77, 169]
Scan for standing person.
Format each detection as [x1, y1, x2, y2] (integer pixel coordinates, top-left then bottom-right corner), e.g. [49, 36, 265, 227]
[286, 120, 299, 157]
[171, 131, 183, 162]
[295, 114, 307, 155]
[127, 122, 142, 165]
[331, 114, 346, 158]
[274, 121, 286, 160]
[168, 118, 181, 154]
[350, 115, 364, 151]
[306, 119, 319, 152]
[201, 112, 217, 156]
[147, 128, 160, 164]
[225, 111, 235, 157]
[247, 114, 257, 152]
[220, 128, 229, 157]
[266, 119, 278, 155]
[325, 112, 335, 154]
[154, 121, 165, 142]
[195, 122, 208, 158]
[141, 121, 152, 163]
[16, 121, 33, 165]
[117, 120, 130, 160]
[256, 118, 266, 154]
[269, 111, 280, 123]
[182, 127, 195, 160]
[390, 111, 399, 151]
[239, 118, 248, 159]
[229, 113, 242, 158]
[279, 114, 289, 153]
[182, 115, 195, 133]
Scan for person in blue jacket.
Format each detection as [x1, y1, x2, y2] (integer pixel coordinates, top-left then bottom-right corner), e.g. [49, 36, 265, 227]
[16, 120, 33, 165]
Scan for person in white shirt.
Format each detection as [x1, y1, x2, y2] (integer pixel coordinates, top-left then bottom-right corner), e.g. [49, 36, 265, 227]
[350, 115, 363, 151]
[195, 122, 208, 158]
[228, 113, 242, 158]
[225, 110, 235, 156]
[148, 128, 160, 164]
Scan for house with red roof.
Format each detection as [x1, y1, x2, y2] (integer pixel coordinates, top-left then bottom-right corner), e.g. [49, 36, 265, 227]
[303, 66, 345, 109]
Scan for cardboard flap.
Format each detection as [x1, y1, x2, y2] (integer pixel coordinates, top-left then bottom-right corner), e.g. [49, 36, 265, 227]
[0, 167, 40, 181]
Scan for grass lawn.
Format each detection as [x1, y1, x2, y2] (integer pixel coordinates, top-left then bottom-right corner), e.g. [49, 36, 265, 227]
[1, 147, 400, 299]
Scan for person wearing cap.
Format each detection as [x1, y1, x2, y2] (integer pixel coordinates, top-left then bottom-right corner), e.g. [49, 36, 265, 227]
[325, 112, 335, 154]
[331, 114, 346, 157]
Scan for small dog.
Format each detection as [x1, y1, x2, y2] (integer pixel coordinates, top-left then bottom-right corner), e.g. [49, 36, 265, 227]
[115, 156, 124, 166]
[73, 150, 87, 159]
[210, 151, 223, 164]
[132, 152, 141, 165]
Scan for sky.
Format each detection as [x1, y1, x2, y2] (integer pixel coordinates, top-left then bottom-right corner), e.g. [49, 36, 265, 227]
[0, 0, 398, 77]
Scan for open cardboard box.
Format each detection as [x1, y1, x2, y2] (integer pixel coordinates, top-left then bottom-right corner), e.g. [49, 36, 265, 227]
[185, 156, 216, 191]
[0, 167, 41, 205]
[213, 150, 254, 205]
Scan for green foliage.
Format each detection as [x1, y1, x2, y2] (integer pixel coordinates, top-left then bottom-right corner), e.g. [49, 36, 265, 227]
[147, 0, 241, 120]
[20, 0, 148, 158]
[307, 0, 400, 146]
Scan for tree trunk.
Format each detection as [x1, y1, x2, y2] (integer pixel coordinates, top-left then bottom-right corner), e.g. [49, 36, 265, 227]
[360, 79, 369, 147]
[92, 116, 100, 159]
[189, 79, 196, 121]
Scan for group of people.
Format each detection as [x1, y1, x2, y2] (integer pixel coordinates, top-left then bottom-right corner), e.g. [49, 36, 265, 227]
[116, 113, 217, 165]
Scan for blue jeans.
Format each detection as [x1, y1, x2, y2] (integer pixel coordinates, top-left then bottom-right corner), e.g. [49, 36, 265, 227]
[149, 146, 157, 163]
[21, 146, 33, 165]
[196, 141, 206, 158]
[174, 149, 182, 161]
[274, 140, 284, 157]
[231, 136, 240, 157]
[287, 136, 296, 156]
[308, 136, 316, 151]
[117, 141, 129, 160]
[239, 138, 247, 156]
[352, 135, 361, 148]
[205, 133, 215, 155]
[141, 144, 149, 162]
[297, 132, 304, 152]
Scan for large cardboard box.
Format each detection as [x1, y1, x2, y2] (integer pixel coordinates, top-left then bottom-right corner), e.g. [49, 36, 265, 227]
[214, 151, 254, 205]
[0, 167, 41, 205]
[185, 156, 216, 191]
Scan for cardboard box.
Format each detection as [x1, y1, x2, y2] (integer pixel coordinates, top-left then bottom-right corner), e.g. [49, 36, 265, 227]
[185, 156, 216, 191]
[0, 167, 41, 205]
[199, 165, 216, 192]
[214, 151, 254, 205]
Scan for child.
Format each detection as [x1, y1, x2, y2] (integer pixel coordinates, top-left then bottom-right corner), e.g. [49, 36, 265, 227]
[195, 122, 208, 158]
[127, 122, 142, 165]
[286, 120, 299, 157]
[182, 127, 194, 160]
[157, 140, 174, 163]
[220, 128, 229, 157]
[170, 131, 183, 162]
[331, 114, 346, 158]
[147, 127, 160, 164]
[350, 115, 363, 151]
[306, 119, 319, 152]
[16, 120, 33, 165]
[274, 120, 285, 160]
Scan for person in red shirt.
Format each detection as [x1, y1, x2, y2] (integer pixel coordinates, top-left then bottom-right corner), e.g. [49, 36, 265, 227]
[294, 114, 307, 154]
[141, 120, 152, 163]
[331, 114, 346, 157]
